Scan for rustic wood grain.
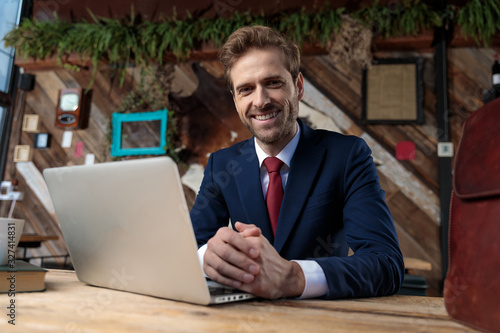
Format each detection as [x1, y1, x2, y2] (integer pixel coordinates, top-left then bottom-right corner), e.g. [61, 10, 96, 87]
[301, 55, 441, 193]
[0, 270, 480, 333]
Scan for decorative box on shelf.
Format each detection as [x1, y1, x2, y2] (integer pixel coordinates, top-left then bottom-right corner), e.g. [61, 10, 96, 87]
[22, 114, 40, 133]
[13, 145, 32, 162]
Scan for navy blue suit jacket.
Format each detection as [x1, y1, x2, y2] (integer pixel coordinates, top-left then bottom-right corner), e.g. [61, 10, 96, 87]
[190, 120, 404, 299]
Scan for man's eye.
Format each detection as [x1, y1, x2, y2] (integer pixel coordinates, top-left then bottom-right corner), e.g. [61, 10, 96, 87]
[268, 80, 282, 87]
[239, 87, 252, 94]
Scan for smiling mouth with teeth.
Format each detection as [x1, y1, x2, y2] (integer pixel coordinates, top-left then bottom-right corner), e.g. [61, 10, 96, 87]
[254, 111, 279, 121]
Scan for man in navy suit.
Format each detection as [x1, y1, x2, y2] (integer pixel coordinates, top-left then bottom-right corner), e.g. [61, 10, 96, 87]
[190, 25, 404, 299]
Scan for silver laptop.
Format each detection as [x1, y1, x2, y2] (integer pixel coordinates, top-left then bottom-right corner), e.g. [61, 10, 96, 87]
[43, 156, 255, 305]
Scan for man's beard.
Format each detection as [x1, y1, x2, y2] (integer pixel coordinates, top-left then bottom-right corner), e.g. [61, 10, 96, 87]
[242, 99, 299, 145]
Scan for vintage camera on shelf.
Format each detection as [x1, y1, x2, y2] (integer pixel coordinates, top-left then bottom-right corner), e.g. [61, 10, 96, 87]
[55, 88, 91, 129]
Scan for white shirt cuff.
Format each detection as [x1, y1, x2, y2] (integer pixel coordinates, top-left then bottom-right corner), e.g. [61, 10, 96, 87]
[292, 260, 329, 299]
[198, 245, 328, 298]
[197, 244, 208, 277]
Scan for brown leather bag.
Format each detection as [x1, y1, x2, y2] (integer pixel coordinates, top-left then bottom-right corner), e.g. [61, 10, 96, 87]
[444, 97, 500, 333]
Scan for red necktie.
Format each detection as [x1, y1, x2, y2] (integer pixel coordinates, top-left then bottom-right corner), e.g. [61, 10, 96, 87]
[264, 157, 284, 235]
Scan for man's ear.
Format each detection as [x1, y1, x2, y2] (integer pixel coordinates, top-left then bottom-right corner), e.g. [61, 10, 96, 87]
[296, 72, 305, 101]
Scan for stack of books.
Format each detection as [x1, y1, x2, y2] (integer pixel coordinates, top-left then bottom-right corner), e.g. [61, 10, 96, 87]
[0, 260, 47, 293]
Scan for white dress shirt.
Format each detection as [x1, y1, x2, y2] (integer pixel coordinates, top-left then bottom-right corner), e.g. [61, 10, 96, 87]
[198, 122, 329, 298]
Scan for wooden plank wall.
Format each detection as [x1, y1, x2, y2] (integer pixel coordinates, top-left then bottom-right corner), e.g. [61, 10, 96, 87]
[0, 68, 134, 266]
[0, 47, 496, 296]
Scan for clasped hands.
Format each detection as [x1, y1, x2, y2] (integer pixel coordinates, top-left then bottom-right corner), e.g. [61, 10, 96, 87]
[203, 222, 305, 299]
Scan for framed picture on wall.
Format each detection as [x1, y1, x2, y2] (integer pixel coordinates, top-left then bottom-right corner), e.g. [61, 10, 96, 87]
[110, 109, 168, 157]
[362, 58, 424, 124]
[34, 133, 51, 149]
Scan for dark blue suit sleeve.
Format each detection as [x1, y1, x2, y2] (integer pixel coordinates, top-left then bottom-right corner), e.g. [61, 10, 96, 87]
[190, 153, 230, 247]
[313, 138, 404, 299]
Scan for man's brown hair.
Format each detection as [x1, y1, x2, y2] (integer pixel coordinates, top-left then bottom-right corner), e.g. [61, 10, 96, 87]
[219, 25, 301, 91]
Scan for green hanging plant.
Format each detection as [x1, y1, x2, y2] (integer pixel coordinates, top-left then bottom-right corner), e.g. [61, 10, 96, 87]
[76, 8, 141, 86]
[277, 7, 344, 46]
[457, 0, 500, 47]
[3, 15, 71, 60]
[4, 0, 500, 87]
[311, 7, 345, 46]
[354, 0, 442, 38]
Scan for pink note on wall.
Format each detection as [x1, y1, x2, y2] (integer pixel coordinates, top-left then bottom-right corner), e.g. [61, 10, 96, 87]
[74, 141, 84, 158]
[396, 141, 416, 160]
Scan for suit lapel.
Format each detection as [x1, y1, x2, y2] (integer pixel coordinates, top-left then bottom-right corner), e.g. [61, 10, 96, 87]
[233, 139, 274, 240]
[273, 121, 326, 253]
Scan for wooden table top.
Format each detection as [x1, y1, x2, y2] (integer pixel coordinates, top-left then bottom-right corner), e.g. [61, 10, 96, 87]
[0, 270, 479, 332]
[19, 234, 59, 243]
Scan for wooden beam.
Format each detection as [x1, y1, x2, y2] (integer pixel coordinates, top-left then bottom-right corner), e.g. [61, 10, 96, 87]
[14, 54, 94, 72]
[373, 32, 434, 52]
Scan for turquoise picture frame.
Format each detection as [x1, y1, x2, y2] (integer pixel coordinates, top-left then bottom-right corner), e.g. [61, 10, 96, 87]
[111, 109, 168, 157]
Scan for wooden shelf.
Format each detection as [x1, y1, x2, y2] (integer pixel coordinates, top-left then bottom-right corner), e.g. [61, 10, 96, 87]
[404, 257, 432, 271]
[15, 53, 94, 72]
[374, 32, 435, 52]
